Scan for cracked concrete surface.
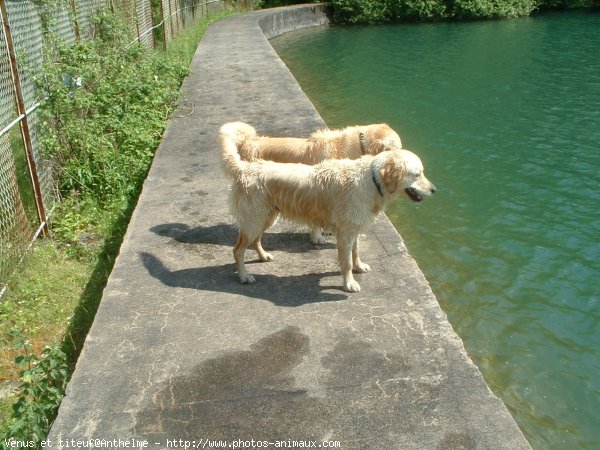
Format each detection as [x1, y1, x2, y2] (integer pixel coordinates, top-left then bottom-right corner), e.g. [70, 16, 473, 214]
[48, 5, 531, 449]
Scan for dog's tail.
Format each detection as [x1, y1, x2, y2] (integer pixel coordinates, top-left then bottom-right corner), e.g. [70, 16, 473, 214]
[219, 122, 256, 177]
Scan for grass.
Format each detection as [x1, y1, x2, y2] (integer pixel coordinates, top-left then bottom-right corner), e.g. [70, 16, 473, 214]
[0, 5, 240, 439]
[0, 242, 92, 381]
[0, 241, 92, 430]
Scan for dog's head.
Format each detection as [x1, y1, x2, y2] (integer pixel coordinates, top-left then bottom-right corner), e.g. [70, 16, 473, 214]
[377, 150, 436, 202]
[359, 124, 403, 155]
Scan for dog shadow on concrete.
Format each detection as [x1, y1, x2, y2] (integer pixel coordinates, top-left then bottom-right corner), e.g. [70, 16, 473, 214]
[140, 251, 348, 306]
[149, 222, 337, 253]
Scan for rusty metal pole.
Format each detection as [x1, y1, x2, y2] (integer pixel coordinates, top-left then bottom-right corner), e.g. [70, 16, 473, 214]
[135, 18, 141, 45]
[0, 0, 48, 236]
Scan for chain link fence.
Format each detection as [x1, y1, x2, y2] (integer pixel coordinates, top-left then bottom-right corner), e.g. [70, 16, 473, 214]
[0, 0, 226, 293]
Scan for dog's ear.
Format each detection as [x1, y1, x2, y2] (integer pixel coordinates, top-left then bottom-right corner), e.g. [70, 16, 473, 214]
[380, 154, 406, 194]
[364, 126, 387, 155]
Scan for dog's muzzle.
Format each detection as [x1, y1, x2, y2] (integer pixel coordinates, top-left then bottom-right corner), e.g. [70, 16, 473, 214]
[405, 185, 436, 202]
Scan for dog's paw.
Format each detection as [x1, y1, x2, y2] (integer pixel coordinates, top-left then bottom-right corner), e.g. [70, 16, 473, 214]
[343, 280, 361, 293]
[310, 229, 327, 245]
[311, 236, 328, 245]
[259, 252, 274, 262]
[239, 274, 256, 284]
[353, 262, 371, 273]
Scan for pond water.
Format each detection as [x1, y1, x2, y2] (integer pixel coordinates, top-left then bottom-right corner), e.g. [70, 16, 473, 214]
[271, 10, 600, 449]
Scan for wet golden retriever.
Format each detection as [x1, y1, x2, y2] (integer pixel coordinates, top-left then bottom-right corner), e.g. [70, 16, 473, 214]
[220, 122, 436, 293]
[220, 121, 403, 244]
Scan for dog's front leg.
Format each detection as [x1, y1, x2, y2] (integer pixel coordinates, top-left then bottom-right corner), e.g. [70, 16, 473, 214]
[234, 232, 255, 284]
[352, 237, 371, 273]
[337, 233, 361, 293]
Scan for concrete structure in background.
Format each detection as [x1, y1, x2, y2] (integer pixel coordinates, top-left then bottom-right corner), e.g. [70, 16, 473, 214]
[49, 5, 531, 449]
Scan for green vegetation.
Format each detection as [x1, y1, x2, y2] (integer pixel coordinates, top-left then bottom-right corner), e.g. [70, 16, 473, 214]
[2, 331, 68, 444]
[39, 13, 185, 213]
[329, 0, 595, 23]
[0, 4, 237, 446]
[9, 133, 38, 229]
[262, 0, 595, 23]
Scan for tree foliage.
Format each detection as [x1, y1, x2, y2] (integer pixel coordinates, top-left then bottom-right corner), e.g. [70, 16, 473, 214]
[328, 0, 594, 23]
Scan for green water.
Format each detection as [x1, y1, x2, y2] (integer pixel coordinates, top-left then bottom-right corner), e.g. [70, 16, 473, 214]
[271, 11, 600, 449]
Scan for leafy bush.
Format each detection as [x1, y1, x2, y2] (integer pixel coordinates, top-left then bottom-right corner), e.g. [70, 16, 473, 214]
[0, 331, 68, 447]
[330, 0, 391, 23]
[450, 0, 538, 19]
[259, 0, 318, 8]
[539, 0, 591, 7]
[388, 0, 447, 21]
[329, 0, 594, 23]
[38, 10, 187, 212]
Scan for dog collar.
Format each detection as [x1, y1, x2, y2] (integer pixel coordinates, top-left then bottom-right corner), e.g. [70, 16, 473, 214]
[372, 167, 384, 197]
[359, 132, 366, 154]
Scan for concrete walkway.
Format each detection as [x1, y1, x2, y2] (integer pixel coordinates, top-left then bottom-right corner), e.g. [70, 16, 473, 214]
[49, 5, 531, 449]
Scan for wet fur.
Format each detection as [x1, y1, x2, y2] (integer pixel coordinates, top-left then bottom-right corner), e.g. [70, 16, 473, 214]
[220, 121, 403, 244]
[226, 121, 402, 164]
[219, 123, 436, 293]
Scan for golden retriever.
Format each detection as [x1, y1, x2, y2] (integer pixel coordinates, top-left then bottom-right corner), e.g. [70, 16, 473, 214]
[219, 123, 436, 293]
[220, 121, 403, 244]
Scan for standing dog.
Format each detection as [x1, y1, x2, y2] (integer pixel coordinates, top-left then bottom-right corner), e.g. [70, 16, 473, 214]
[219, 122, 403, 244]
[220, 123, 436, 293]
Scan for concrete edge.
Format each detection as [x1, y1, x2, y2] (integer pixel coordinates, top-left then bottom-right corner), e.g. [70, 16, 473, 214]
[257, 3, 332, 39]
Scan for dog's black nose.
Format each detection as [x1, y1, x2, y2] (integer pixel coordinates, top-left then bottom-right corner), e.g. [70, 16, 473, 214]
[431, 184, 437, 194]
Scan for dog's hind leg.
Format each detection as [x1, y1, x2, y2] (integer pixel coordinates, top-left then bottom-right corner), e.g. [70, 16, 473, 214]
[352, 237, 371, 273]
[336, 232, 361, 293]
[253, 237, 273, 262]
[234, 232, 255, 284]
[253, 210, 278, 262]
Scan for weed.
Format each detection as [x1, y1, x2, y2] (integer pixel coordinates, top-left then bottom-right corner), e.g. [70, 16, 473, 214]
[37, 10, 187, 209]
[0, 330, 68, 447]
[0, 241, 90, 381]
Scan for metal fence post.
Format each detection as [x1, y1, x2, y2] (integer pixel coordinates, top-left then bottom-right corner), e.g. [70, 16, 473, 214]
[0, 0, 48, 237]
